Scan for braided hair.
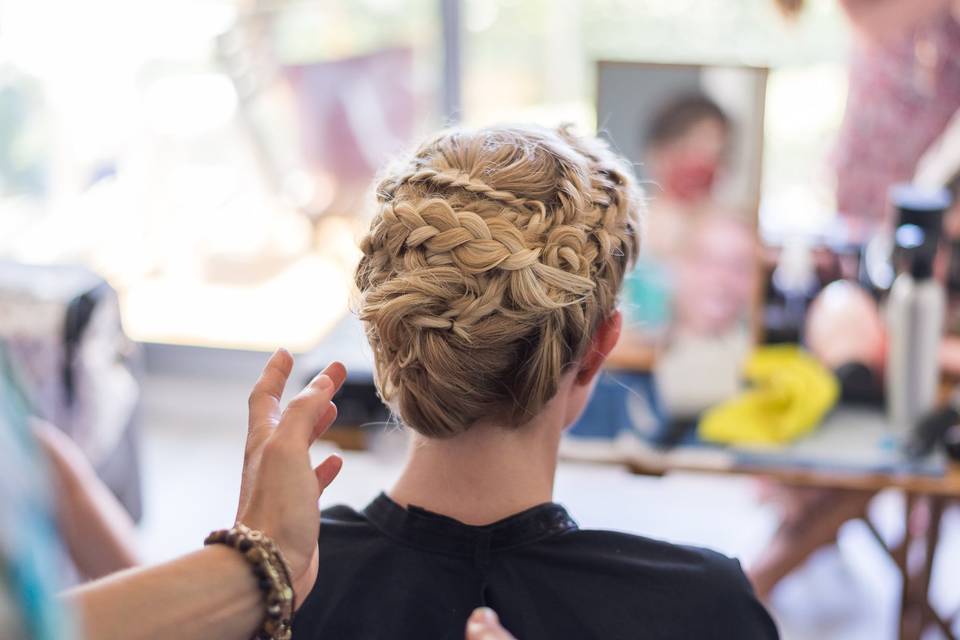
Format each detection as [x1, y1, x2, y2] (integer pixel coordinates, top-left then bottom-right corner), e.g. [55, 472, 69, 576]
[355, 124, 642, 437]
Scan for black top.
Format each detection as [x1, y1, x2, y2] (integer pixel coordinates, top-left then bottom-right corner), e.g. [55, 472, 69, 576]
[293, 494, 779, 639]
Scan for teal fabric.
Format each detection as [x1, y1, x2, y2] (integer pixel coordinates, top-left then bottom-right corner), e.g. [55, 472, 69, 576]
[0, 344, 74, 640]
[622, 258, 673, 335]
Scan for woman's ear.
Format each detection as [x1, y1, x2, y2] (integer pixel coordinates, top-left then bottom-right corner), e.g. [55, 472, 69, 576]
[575, 310, 622, 386]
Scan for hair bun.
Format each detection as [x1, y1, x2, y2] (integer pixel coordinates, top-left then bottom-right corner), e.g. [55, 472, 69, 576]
[356, 125, 641, 438]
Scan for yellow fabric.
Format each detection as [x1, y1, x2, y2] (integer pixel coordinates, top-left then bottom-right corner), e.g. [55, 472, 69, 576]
[698, 345, 839, 446]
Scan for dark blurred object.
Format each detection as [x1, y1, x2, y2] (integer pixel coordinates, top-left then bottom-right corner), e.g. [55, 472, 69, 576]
[904, 406, 959, 459]
[946, 238, 960, 335]
[890, 184, 950, 278]
[299, 313, 389, 450]
[0, 261, 142, 521]
[764, 240, 817, 344]
[761, 229, 868, 345]
[945, 423, 960, 462]
[861, 185, 951, 293]
[653, 417, 699, 449]
[330, 373, 389, 428]
[947, 237, 960, 293]
[304, 369, 388, 450]
[835, 362, 884, 406]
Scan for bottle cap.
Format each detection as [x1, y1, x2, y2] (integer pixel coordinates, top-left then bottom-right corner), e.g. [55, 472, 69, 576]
[891, 184, 949, 280]
[891, 184, 951, 230]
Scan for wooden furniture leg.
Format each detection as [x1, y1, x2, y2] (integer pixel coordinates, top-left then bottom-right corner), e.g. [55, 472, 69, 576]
[898, 493, 920, 640]
[747, 488, 873, 599]
[892, 494, 951, 640]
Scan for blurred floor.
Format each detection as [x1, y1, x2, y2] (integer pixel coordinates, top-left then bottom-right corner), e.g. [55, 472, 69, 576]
[138, 368, 960, 640]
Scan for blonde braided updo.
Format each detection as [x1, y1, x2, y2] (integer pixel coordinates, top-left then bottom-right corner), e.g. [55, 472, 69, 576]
[356, 125, 641, 438]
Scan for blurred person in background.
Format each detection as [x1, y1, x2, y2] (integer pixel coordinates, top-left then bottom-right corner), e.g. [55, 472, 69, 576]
[781, 0, 960, 236]
[618, 94, 754, 421]
[610, 94, 740, 367]
[642, 94, 734, 260]
[833, 0, 960, 234]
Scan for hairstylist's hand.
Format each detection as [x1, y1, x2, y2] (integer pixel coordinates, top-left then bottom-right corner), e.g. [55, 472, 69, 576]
[466, 608, 517, 640]
[235, 349, 346, 606]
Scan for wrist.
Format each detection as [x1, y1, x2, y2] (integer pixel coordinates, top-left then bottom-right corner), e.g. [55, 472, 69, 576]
[205, 524, 295, 640]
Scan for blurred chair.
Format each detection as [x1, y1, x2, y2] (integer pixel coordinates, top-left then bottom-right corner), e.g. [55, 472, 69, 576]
[0, 261, 142, 521]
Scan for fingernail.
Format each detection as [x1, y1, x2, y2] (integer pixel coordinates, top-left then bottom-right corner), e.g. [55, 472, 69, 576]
[324, 360, 345, 378]
[314, 374, 332, 390]
[467, 623, 501, 640]
[470, 607, 498, 624]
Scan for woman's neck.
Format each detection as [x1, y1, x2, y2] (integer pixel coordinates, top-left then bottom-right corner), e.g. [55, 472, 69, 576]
[388, 410, 564, 526]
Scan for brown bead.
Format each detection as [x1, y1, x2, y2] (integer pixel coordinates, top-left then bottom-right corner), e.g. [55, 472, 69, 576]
[205, 525, 294, 640]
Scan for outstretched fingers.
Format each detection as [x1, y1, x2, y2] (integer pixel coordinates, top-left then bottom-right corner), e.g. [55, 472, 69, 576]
[248, 348, 295, 434]
[276, 362, 347, 447]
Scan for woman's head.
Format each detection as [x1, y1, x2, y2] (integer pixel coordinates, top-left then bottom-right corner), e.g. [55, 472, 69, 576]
[355, 125, 641, 438]
[645, 94, 731, 203]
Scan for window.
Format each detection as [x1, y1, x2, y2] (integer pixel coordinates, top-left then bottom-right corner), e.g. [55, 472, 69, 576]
[0, 0, 852, 349]
[0, 0, 440, 350]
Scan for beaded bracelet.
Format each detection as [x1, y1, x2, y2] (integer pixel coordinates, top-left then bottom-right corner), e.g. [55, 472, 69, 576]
[204, 523, 295, 640]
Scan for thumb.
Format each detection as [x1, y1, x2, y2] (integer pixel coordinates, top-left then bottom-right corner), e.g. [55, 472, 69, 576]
[313, 454, 344, 493]
[466, 608, 516, 640]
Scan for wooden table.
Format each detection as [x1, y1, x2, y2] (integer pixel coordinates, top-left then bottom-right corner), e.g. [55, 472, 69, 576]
[562, 408, 960, 640]
[626, 457, 959, 639]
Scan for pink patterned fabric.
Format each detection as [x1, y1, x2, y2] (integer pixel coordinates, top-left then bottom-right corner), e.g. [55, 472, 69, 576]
[835, 10, 960, 229]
